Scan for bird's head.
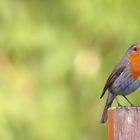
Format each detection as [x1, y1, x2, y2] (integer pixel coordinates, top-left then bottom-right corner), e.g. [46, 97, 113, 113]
[128, 44, 140, 79]
[128, 44, 140, 61]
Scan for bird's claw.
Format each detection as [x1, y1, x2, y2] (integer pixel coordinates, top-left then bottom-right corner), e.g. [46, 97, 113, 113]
[118, 103, 123, 107]
[130, 104, 136, 107]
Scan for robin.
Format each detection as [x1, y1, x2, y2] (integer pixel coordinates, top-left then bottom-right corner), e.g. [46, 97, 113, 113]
[100, 44, 140, 123]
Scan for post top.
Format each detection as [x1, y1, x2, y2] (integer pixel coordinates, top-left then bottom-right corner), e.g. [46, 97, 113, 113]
[108, 106, 140, 140]
[108, 106, 140, 111]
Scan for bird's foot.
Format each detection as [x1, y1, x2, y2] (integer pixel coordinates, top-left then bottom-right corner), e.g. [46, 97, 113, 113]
[117, 103, 123, 107]
[130, 104, 136, 107]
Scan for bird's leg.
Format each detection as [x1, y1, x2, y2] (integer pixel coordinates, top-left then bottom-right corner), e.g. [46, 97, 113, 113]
[115, 97, 123, 107]
[122, 95, 134, 107]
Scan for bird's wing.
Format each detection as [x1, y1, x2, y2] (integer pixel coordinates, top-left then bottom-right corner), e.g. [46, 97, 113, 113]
[100, 61, 126, 99]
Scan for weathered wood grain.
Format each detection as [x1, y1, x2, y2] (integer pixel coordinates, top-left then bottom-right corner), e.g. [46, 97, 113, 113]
[108, 107, 140, 140]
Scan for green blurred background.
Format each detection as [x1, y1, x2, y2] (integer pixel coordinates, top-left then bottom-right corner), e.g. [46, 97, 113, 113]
[0, 0, 140, 140]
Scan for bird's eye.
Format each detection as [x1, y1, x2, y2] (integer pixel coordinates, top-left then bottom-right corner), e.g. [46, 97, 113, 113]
[133, 47, 138, 52]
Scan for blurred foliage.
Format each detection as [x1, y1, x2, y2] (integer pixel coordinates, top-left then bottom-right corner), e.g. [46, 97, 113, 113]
[0, 0, 140, 140]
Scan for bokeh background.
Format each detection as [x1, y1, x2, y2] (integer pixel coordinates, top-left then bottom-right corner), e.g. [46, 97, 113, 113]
[0, 0, 140, 140]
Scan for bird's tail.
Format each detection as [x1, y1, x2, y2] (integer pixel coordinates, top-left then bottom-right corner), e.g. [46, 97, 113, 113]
[100, 93, 115, 123]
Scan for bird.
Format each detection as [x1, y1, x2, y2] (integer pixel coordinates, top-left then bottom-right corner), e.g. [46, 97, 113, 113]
[100, 43, 140, 123]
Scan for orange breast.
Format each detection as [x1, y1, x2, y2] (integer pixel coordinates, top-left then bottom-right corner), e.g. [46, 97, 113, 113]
[128, 52, 140, 80]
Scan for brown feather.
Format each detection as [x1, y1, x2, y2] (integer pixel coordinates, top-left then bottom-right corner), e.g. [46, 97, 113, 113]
[100, 60, 126, 98]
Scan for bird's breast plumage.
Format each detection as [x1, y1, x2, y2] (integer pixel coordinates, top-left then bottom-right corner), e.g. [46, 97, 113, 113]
[128, 47, 140, 80]
[110, 61, 140, 95]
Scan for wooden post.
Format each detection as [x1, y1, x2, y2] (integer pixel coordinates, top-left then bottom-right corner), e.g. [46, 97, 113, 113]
[108, 107, 140, 140]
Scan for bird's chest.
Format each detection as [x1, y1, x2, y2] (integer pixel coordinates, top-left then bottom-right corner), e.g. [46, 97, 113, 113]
[130, 62, 140, 80]
[129, 52, 140, 80]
